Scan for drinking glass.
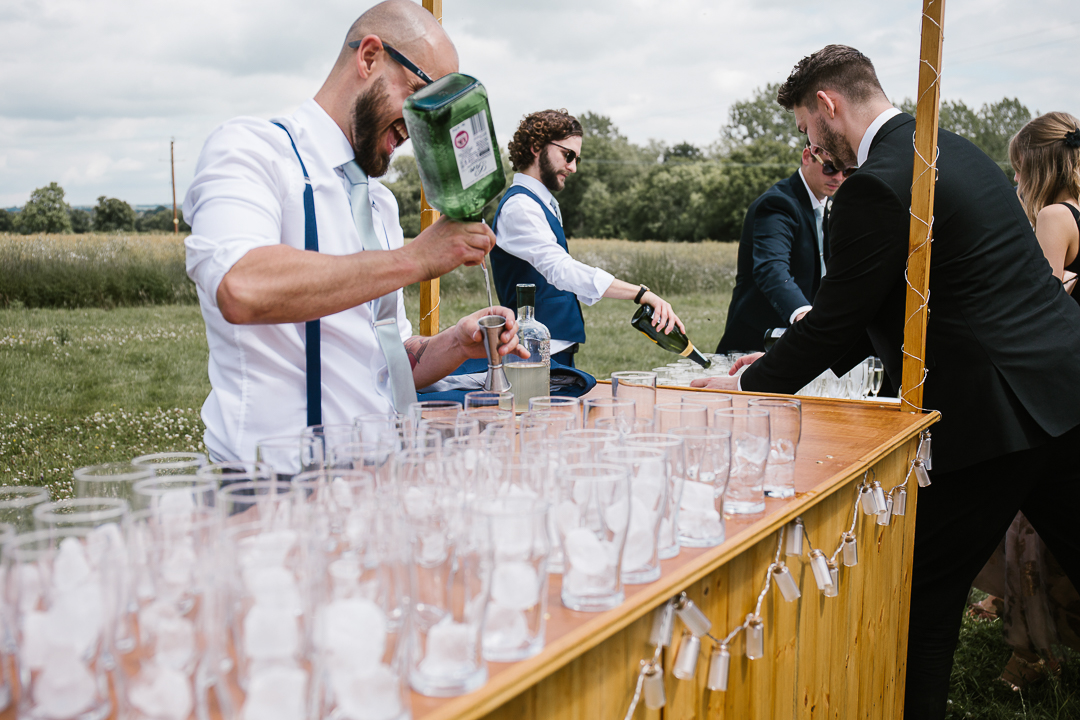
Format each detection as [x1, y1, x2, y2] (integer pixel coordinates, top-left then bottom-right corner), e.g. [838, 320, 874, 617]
[418, 416, 481, 446]
[216, 480, 296, 528]
[870, 357, 885, 398]
[748, 398, 802, 498]
[682, 393, 734, 423]
[520, 438, 591, 574]
[401, 453, 489, 697]
[408, 401, 463, 443]
[131, 476, 217, 512]
[714, 408, 770, 515]
[520, 410, 577, 445]
[623, 434, 686, 559]
[0, 486, 51, 533]
[594, 416, 654, 437]
[353, 411, 410, 449]
[653, 402, 708, 433]
[74, 462, 154, 504]
[583, 397, 636, 432]
[254, 435, 322, 480]
[195, 461, 273, 494]
[597, 447, 667, 584]
[132, 452, 208, 476]
[670, 427, 731, 546]
[556, 463, 631, 612]
[611, 371, 658, 419]
[462, 408, 513, 435]
[559, 429, 620, 461]
[528, 396, 581, 428]
[476, 497, 551, 662]
[464, 390, 514, 414]
[5, 528, 118, 720]
[326, 440, 397, 489]
[33, 497, 130, 531]
[302, 424, 360, 466]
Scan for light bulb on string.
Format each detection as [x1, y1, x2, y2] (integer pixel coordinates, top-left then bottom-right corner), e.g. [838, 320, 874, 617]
[823, 560, 839, 598]
[877, 495, 893, 526]
[841, 532, 858, 567]
[860, 485, 880, 515]
[809, 549, 832, 592]
[707, 643, 731, 691]
[771, 562, 801, 602]
[870, 481, 888, 514]
[919, 431, 932, 470]
[649, 600, 675, 647]
[893, 486, 907, 516]
[674, 593, 712, 637]
[673, 631, 701, 680]
[745, 614, 764, 659]
[913, 458, 931, 487]
[642, 662, 666, 709]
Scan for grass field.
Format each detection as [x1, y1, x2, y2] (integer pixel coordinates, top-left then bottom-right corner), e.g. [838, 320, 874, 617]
[0, 234, 1077, 716]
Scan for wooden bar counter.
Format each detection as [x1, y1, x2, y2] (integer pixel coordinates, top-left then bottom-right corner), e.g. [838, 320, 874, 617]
[413, 386, 938, 720]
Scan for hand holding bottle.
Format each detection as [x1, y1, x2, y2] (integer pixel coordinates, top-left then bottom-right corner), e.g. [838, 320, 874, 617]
[640, 291, 685, 334]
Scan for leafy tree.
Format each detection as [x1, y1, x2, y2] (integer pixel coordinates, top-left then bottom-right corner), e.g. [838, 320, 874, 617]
[720, 83, 803, 151]
[0, 209, 14, 233]
[897, 96, 1030, 174]
[664, 142, 704, 163]
[136, 206, 190, 233]
[625, 163, 726, 241]
[715, 139, 802, 241]
[69, 208, 92, 233]
[93, 196, 136, 232]
[19, 182, 72, 234]
[382, 155, 423, 238]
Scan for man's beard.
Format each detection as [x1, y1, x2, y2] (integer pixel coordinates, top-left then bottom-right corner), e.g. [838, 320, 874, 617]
[539, 148, 563, 193]
[351, 77, 393, 178]
[814, 115, 858, 170]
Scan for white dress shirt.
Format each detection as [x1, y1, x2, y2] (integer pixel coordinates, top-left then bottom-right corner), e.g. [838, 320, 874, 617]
[184, 99, 412, 462]
[858, 107, 903, 167]
[495, 173, 614, 350]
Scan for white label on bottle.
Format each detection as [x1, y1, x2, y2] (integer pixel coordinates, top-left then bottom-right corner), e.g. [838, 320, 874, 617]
[450, 110, 497, 190]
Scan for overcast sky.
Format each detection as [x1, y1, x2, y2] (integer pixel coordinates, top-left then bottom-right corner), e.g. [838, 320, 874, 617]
[2, 0, 1077, 208]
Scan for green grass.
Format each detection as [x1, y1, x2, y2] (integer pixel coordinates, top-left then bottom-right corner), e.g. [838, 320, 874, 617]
[0, 236, 1076, 716]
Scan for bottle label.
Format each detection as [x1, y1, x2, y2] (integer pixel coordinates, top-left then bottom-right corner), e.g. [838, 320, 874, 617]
[450, 110, 498, 190]
[679, 342, 695, 358]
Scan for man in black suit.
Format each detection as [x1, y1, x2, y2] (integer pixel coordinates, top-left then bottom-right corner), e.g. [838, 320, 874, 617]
[694, 45, 1080, 719]
[717, 144, 845, 353]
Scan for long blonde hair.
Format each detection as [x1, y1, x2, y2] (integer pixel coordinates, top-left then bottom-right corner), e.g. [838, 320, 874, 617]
[1008, 111, 1080, 228]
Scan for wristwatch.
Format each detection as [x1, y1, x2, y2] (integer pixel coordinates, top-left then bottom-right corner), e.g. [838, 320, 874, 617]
[634, 285, 650, 304]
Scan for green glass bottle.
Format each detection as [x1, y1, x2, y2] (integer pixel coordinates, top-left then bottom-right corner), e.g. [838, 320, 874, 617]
[631, 304, 712, 369]
[402, 73, 506, 221]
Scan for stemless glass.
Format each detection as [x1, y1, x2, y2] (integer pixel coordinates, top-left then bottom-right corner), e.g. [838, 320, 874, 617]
[623, 433, 686, 560]
[611, 371, 658, 419]
[408, 400, 463, 432]
[132, 452, 208, 476]
[253, 435, 322, 480]
[670, 427, 732, 546]
[33, 497, 130, 531]
[418, 416, 481, 446]
[326, 440, 397, 489]
[130, 476, 217, 512]
[528, 396, 581, 428]
[353, 411, 410, 449]
[556, 463, 631, 612]
[714, 408, 770, 515]
[0, 486, 51, 532]
[653, 402, 708, 434]
[682, 393, 734, 423]
[196, 461, 273, 494]
[594, 416, 654, 438]
[520, 410, 577, 445]
[5, 528, 118, 720]
[582, 397, 636, 431]
[560, 429, 620, 461]
[476, 497, 551, 662]
[462, 408, 513, 435]
[597, 447, 667, 584]
[748, 398, 802, 498]
[464, 390, 514, 414]
[302, 424, 360, 466]
[74, 462, 154, 504]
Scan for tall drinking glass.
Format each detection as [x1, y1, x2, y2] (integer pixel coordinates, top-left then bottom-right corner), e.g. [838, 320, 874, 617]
[714, 408, 770, 515]
[670, 427, 731, 546]
[408, 400, 462, 431]
[528, 396, 580, 428]
[623, 433, 686, 559]
[132, 452, 208, 476]
[556, 463, 631, 612]
[748, 398, 802, 498]
[682, 393, 734, 424]
[653, 402, 708, 434]
[131, 476, 217, 512]
[74, 462, 154, 505]
[582, 397, 636, 431]
[254, 435, 322, 480]
[559, 429, 620, 461]
[0, 486, 51, 533]
[611, 371, 658, 419]
[597, 447, 667, 584]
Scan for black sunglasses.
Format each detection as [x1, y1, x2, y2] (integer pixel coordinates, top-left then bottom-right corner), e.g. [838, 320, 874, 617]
[809, 147, 855, 177]
[348, 39, 434, 85]
[549, 141, 582, 165]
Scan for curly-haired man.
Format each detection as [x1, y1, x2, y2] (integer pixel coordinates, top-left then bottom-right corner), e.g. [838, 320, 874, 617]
[490, 109, 683, 367]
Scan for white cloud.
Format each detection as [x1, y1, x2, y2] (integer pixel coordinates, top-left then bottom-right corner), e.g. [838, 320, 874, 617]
[1, 0, 1076, 206]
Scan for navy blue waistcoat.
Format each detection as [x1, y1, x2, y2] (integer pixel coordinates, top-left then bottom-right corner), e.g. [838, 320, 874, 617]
[490, 186, 586, 344]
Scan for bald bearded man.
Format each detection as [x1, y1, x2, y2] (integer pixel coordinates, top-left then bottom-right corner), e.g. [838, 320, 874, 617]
[184, 0, 521, 464]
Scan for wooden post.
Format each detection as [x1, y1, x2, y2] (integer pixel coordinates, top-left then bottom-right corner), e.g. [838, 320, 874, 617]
[900, 0, 945, 413]
[418, 0, 443, 336]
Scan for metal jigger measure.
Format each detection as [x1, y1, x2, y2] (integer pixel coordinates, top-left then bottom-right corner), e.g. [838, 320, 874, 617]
[479, 315, 512, 393]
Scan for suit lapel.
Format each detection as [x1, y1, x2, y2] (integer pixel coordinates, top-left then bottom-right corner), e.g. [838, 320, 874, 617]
[867, 113, 915, 157]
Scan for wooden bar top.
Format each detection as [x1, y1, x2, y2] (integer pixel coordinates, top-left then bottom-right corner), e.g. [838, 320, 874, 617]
[411, 386, 938, 720]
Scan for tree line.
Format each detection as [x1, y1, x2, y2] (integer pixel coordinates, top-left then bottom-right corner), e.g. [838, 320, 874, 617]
[2, 87, 1030, 241]
[0, 183, 189, 235]
[386, 85, 1032, 242]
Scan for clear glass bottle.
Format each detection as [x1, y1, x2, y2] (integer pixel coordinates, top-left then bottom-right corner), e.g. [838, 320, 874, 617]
[401, 73, 507, 221]
[503, 284, 550, 412]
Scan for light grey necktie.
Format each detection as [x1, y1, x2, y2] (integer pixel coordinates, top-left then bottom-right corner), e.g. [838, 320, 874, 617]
[814, 204, 826, 277]
[550, 197, 563, 225]
[341, 161, 417, 412]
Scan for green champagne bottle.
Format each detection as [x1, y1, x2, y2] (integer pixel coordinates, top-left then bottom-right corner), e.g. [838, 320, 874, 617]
[401, 73, 506, 221]
[630, 304, 712, 369]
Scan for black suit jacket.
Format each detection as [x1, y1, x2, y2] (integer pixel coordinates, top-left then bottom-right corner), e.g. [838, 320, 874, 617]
[741, 113, 1080, 473]
[717, 170, 826, 352]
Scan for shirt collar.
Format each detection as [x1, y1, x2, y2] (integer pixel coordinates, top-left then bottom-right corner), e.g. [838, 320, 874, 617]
[294, 98, 356, 172]
[512, 173, 556, 207]
[857, 107, 902, 167]
[797, 167, 824, 210]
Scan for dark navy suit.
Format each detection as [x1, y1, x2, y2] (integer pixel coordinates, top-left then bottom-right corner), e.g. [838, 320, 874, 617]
[717, 170, 826, 352]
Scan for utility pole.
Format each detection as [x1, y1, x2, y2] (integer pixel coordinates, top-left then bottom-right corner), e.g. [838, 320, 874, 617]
[171, 138, 179, 234]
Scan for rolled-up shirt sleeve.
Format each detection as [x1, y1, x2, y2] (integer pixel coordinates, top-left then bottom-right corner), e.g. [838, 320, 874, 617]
[495, 194, 614, 306]
[184, 118, 295, 309]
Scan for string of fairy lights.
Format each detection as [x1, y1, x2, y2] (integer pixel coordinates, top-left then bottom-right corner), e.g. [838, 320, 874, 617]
[622, 429, 932, 717]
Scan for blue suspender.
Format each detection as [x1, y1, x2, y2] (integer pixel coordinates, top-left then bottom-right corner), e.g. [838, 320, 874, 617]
[272, 122, 322, 427]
